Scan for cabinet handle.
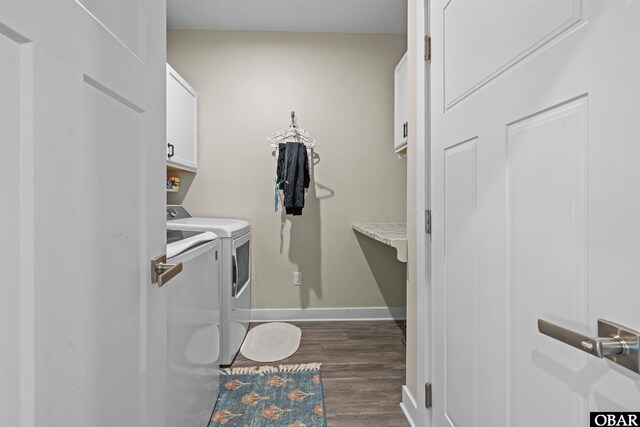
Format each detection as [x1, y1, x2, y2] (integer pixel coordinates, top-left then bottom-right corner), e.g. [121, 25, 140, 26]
[167, 143, 175, 158]
[403, 122, 408, 139]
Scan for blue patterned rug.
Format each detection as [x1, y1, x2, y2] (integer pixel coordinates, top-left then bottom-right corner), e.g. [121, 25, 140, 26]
[209, 363, 327, 427]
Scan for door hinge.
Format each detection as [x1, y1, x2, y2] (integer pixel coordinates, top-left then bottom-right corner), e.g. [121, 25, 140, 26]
[424, 35, 431, 61]
[425, 383, 432, 408]
[425, 210, 431, 234]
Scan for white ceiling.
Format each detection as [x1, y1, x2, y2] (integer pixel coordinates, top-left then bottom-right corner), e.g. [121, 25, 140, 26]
[166, 0, 407, 34]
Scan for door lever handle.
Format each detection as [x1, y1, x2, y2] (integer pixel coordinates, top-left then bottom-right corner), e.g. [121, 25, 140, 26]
[538, 319, 640, 374]
[538, 319, 624, 358]
[151, 254, 183, 287]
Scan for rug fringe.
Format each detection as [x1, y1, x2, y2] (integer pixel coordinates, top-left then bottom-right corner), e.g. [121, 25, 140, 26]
[222, 362, 322, 376]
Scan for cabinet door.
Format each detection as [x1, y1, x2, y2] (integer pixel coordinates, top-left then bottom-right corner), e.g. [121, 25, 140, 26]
[394, 52, 408, 152]
[167, 64, 197, 171]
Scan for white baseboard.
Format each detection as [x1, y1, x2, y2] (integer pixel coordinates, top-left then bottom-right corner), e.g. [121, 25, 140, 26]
[250, 307, 406, 322]
[400, 385, 418, 427]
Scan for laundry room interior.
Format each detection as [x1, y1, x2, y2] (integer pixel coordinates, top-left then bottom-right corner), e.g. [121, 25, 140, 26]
[4, 0, 640, 426]
[163, 1, 412, 425]
[166, 30, 407, 312]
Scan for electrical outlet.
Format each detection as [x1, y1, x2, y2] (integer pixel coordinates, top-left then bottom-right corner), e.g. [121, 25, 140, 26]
[293, 271, 302, 286]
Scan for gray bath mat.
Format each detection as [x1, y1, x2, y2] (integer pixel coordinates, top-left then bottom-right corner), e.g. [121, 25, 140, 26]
[240, 322, 302, 362]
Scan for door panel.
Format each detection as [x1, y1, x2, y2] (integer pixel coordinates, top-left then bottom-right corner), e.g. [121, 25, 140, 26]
[444, 139, 478, 427]
[432, 1, 640, 426]
[443, 0, 582, 108]
[32, 46, 88, 427]
[507, 97, 588, 427]
[83, 81, 142, 424]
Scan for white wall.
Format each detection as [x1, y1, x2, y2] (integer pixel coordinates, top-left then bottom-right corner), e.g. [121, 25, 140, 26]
[167, 30, 407, 311]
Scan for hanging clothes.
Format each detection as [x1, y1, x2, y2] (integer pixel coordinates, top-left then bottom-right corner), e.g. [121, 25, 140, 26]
[275, 143, 287, 212]
[275, 142, 309, 216]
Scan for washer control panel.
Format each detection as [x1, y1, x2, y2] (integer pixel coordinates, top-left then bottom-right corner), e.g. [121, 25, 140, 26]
[166, 205, 192, 221]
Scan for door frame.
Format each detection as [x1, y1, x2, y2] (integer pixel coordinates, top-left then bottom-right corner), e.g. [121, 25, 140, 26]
[407, 0, 431, 425]
[419, 0, 431, 423]
[417, 0, 431, 423]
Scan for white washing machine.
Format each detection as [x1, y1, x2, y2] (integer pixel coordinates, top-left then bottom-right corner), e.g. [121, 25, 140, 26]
[167, 205, 251, 365]
[165, 229, 221, 427]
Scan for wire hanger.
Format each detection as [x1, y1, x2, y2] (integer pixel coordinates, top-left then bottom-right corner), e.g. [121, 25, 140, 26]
[267, 111, 316, 148]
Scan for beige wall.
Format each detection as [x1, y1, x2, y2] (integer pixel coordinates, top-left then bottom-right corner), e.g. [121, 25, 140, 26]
[167, 30, 407, 310]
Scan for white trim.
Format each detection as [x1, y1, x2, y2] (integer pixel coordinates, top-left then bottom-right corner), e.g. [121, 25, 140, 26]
[400, 385, 419, 427]
[250, 307, 406, 322]
[414, 0, 431, 426]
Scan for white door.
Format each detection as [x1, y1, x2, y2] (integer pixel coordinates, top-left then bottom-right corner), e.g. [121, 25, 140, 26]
[0, 2, 166, 426]
[431, 1, 640, 426]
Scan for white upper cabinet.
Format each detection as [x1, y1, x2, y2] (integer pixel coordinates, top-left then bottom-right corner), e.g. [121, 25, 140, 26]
[167, 64, 198, 171]
[394, 52, 408, 153]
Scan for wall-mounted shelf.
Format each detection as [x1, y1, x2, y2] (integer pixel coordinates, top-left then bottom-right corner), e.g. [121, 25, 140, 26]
[166, 167, 195, 205]
[167, 165, 191, 174]
[352, 223, 407, 263]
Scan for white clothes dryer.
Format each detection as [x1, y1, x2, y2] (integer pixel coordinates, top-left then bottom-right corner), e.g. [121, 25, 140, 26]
[167, 205, 251, 365]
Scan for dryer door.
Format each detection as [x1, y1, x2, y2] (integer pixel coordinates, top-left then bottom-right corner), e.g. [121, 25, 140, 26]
[231, 232, 251, 302]
[229, 232, 251, 361]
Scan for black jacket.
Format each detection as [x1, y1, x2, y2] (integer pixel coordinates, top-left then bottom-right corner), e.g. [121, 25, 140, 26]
[276, 142, 310, 216]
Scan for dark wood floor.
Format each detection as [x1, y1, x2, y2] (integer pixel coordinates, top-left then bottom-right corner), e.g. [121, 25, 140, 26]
[230, 321, 410, 427]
